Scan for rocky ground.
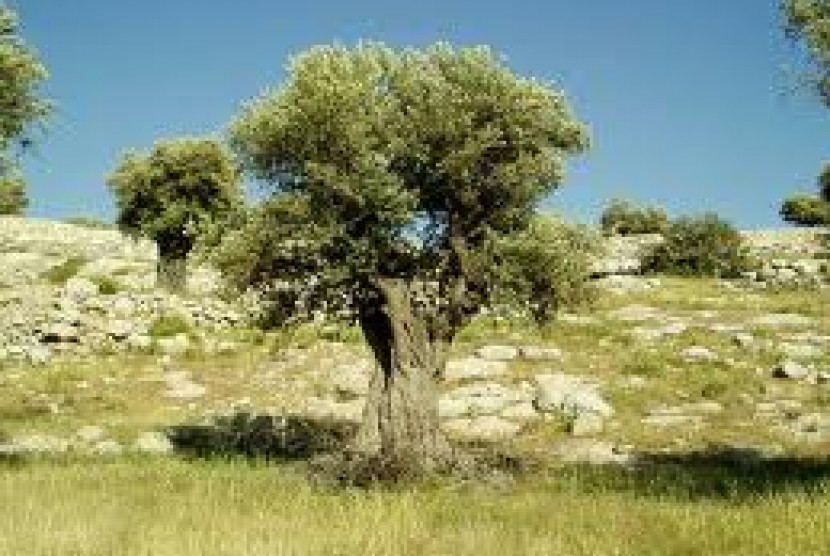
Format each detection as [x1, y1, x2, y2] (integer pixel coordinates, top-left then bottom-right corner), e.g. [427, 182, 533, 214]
[1, 216, 829, 467]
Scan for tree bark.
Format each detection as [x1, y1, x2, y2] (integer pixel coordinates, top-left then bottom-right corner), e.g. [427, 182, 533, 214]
[353, 278, 451, 471]
[157, 251, 188, 293]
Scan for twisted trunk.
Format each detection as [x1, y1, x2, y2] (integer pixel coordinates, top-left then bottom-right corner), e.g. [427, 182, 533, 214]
[354, 278, 451, 469]
[157, 249, 188, 293]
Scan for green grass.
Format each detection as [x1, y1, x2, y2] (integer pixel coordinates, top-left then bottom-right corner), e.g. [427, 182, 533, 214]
[1, 276, 830, 554]
[88, 275, 122, 295]
[148, 315, 191, 338]
[41, 256, 89, 285]
[1, 458, 830, 556]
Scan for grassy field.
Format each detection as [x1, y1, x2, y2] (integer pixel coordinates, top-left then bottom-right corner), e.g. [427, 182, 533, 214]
[2, 457, 830, 556]
[1, 276, 830, 555]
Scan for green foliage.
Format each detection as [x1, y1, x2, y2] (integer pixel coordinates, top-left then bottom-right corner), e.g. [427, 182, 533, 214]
[783, 0, 830, 106]
[224, 43, 589, 334]
[780, 194, 830, 226]
[88, 275, 121, 295]
[41, 256, 88, 285]
[643, 214, 753, 278]
[0, 176, 26, 214]
[600, 198, 669, 236]
[490, 215, 599, 324]
[107, 137, 243, 260]
[0, 6, 49, 177]
[148, 315, 191, 339]
[64, 216, 114, 230]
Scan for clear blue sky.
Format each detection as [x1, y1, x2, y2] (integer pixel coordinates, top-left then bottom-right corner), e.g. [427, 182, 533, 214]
[14, 0, 830, 227]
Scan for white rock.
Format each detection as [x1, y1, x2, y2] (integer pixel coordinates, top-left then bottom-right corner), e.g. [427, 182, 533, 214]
[772, 360, 811, 380]
[550, 439, 633, 465]
[681, 346, 718, 363]
[475, 345, 519, 361]
[444, 358, 508, 381]
[443, 416, 521, 442]
[133, 432, 174, 455]
[518, 346, 563, 361]
[533, 373, 614, 418]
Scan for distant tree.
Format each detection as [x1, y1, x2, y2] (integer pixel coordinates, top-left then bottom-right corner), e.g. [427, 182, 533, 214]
[222, 43, 588, 473]
[0, 6, 50, 212]
[779, 164, 830, 226]
[599, 198, 669, 236]
[107, 137, 242, 292]
[0, 176, 27, 214]
[643, 213, 752, 278]
[780, 193, 830, 226]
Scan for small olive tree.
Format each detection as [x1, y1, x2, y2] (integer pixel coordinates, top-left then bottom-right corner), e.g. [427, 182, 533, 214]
[780, 164, 830, 226]
[0, 6, 50, 211]
[107, 137, 242, 291]
[223, 43, 588, 471]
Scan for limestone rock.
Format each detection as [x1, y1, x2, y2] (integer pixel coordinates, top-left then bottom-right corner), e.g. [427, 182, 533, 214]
[533, 373, 614, 418]
[443, 416, 521, 443]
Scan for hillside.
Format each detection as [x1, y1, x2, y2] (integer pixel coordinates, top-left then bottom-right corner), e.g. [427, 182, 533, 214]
[1, 217, 829, 555]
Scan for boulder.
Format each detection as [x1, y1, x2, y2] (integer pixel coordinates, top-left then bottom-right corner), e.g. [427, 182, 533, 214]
[533, 373, 614, 418]
[444, 358, 508, 381]
[443, 416, 521, 443]
[772, 360, 811, 380]
[475, 345, 519, 361]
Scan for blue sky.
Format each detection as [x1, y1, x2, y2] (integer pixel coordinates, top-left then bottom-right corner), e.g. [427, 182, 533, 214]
[14, 0, 830, 227]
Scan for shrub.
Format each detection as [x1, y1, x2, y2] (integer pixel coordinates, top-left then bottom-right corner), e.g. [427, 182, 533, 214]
[0, 177, 27, 215]
[780, 194, 830, 227]
[492, 215, 599, 324]
[600, 198, 669, 236]
[89, 275, 121, 295]
[643, 213, 752, 278]
[148, 315, 191, 338]
[64, 216, 115, 230]
[41, 256, 89, 285]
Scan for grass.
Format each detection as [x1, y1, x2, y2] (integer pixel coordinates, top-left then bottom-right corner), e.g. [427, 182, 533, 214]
[1, 276, 830, 554]
[148, 315, 192, 338]
[1, 458, 830, 555]
[40, 256, 89, 285]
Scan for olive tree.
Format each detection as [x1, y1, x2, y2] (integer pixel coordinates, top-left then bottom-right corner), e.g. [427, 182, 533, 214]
[224, 44, 588, 470]
[780, 163, 830, 226]
[107, 138, 242, 291]
[0, 5, 50, 211]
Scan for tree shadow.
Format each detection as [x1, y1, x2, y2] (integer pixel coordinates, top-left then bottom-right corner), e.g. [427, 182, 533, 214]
[559, 444, 830, 501]
[164, 412, 356, 461]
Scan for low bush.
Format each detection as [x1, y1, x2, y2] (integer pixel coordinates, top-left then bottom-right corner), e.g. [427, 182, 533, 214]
[148, 315, 191, 338]
[64, 216, 115, 230]
[89, 275, 121, 295]
[600, 198, 669, 236]
[492, 215, 599, 324]
[643, 213, 753, 278]
[780, 195, 830, 227]
[41, 256, 89, 285]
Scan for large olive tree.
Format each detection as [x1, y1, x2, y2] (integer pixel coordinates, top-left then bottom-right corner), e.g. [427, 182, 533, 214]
[107, 137, 242, 291]
[0, 5, 49, 213]
[224, 44, 588, 470]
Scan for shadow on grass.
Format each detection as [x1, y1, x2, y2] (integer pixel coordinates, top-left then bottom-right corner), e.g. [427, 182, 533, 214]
[555, 444, 830, 501]
[165, 412, 356, 461]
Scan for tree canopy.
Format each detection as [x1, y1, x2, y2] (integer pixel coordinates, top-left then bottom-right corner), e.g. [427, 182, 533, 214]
[780, 163, 830, 226]
[0, 5, 49, 212]
[107, 137, 242, 290]
[783, 0, 830, 104]
[224, 43, 588, 469]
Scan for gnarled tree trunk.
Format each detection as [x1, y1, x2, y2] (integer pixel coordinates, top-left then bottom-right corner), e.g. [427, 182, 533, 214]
[354, 278, 451, 471]
[157, 250, 188, 293]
